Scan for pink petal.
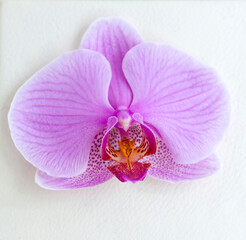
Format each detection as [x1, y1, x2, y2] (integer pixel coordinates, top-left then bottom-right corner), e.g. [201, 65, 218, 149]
[35, 129, 114, 189]
[80, 17, 142, 109]
[8, 50, 114, 177]
[144, 135, 220, 182]
[123, 43, 229, 164]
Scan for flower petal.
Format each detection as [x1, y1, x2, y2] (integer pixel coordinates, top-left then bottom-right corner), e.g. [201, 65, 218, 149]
[35, 129, 114, 189]
[144, 135, 220, 182]
[9, 50, 114, 177]
[81, 17, 142, 109]
[123, 43, 229, 164]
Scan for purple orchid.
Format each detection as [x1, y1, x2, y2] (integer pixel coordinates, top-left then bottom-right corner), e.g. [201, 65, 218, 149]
[8, 17, 229, 189]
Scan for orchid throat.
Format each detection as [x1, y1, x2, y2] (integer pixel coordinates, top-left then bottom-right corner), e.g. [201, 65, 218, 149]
[101, 111, 157, 183]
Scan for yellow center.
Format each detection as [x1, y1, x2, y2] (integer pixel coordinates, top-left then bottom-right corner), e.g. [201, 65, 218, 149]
[118, 139, 136, 170]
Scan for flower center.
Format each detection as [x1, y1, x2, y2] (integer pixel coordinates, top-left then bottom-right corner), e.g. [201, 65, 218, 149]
[118, 139, 135, 170]
[102, 119, 157, 183]
[117, 110, 132, 132]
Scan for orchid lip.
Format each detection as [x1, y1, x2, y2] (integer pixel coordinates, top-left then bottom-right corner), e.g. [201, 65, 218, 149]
[101, 118, 157, 183]
[107, 162, 151, 183]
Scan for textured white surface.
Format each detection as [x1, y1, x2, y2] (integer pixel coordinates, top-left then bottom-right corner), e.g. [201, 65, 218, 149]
[1, 1, 246, 240]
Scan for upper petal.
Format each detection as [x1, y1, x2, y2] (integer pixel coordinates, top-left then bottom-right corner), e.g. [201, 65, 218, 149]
[80, 17, 142, 109]
[123, 43, 229, 164]
[8, 50, 114, 177]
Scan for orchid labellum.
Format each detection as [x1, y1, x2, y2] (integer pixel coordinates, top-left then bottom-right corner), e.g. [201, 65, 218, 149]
[8, 17, 229, 189]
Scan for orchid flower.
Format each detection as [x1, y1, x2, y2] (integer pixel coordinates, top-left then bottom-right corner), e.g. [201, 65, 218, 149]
[8, 17, 229, 189]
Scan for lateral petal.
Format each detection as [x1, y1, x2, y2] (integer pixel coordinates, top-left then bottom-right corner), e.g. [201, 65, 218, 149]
[9, 50, 114, 177]
[123, 43, 229, 164]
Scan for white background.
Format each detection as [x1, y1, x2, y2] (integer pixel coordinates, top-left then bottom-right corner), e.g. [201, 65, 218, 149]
[1, 1, 246, 240]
